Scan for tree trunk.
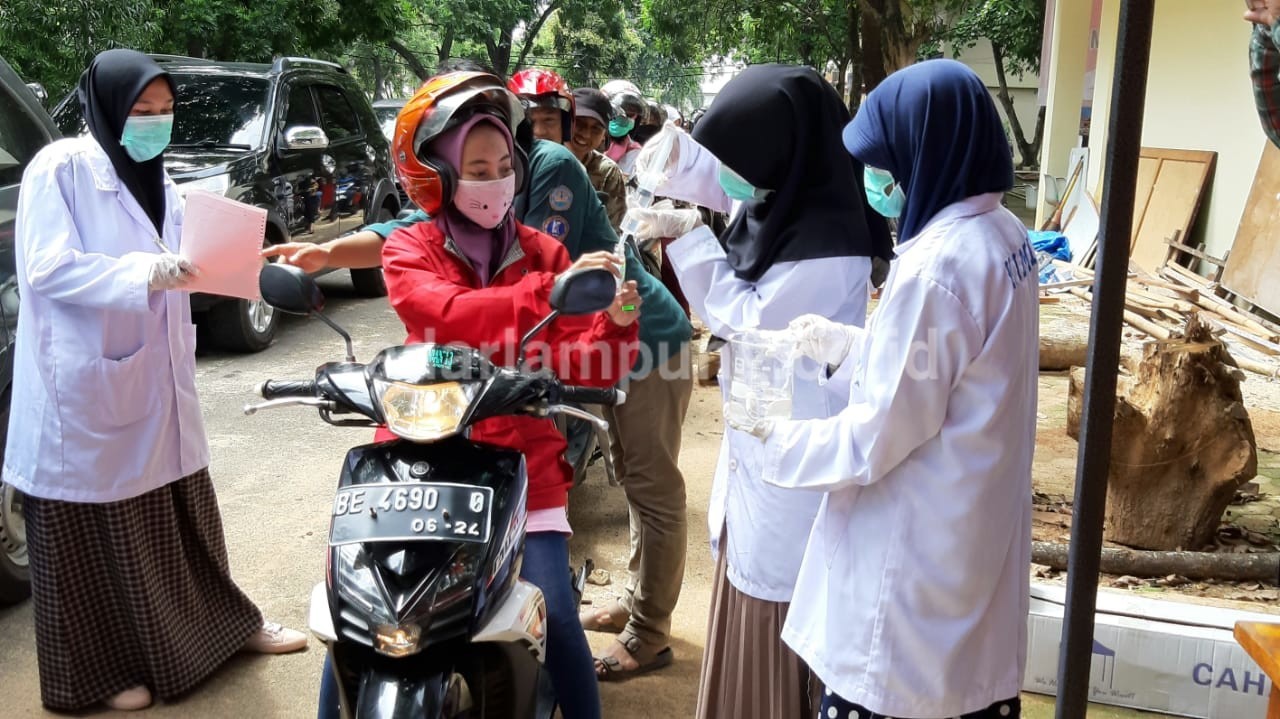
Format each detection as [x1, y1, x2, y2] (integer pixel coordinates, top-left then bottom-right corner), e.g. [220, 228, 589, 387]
[1028, 106, 1046, 170]
[372, 53, 386, 101]
[1031, 542, 1280, 583]
[513, 0, 564, 73]
[990, 40, 1035, 169]
[846, 0, 863, 112]
[860, 2, 887, 93]
[387, 39, 430, 81]
[436, 26, 455, 67]
[1066, 315, 1258, 551]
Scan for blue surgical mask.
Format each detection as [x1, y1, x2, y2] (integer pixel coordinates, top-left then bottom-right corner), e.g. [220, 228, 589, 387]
[120, 114, 174, 162]
[718, 165, 767, 202]
[609, 117, 635, 138]
[864, 165, 905, 218]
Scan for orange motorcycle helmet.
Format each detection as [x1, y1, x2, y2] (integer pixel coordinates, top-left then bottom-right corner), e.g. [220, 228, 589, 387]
[392, 72, 527, 216]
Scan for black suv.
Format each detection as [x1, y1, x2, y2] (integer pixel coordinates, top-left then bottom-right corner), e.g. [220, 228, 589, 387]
[54, 55, 401, 351]
[0, 55, 59, 605]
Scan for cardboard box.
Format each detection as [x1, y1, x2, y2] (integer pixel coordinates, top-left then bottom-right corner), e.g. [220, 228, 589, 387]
[1025, 582, 1280, 717]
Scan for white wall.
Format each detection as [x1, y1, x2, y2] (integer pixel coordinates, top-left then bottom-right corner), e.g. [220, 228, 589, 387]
[1080, 0, 1268, 261]
[950, 42, 1042, 167]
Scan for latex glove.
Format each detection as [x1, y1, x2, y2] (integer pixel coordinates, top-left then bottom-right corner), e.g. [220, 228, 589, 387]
[622, 207, 702, 241]
[148, 253, 198, 291]
[789, 313, 858, 368]
[723, 401, 774, 441]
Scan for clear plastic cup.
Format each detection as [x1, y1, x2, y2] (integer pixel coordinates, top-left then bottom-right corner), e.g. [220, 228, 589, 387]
[725, 328, 797, 427]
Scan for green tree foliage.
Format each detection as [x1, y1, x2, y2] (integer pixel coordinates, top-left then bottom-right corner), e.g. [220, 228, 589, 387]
[944, 0, 1046, 167]
[0, 0, 402, 101]
[0, 0, 156, 98]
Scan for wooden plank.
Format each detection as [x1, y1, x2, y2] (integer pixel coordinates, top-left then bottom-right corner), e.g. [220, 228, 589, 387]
[1234, 622, 1280, 714]
[1130, 149, 1217, 272]
[1223, 142, 1280, 317]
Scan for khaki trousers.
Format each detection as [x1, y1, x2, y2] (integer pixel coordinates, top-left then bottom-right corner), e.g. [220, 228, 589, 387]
[603, 349, 693, 649]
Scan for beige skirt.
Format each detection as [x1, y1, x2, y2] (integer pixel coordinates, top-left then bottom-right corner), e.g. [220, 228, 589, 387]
[695, 535, 820, 719]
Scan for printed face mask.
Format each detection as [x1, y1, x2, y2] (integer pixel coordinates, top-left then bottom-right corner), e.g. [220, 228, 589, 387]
[864, 166, 905, 218]
[120, 114, 174, 162]
[454, 174, 516, 229]
[718, 165, 769, 202]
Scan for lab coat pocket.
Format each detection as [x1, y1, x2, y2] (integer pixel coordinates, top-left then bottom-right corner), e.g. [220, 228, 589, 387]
[65, 345, 161, 428]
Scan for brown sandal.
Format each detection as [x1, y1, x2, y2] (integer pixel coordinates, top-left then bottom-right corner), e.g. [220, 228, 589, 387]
[594, 633, 674, 682]
[579, 601, 630, 634]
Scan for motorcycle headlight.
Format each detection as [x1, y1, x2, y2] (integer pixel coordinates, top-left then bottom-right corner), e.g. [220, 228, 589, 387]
[373, 623, 422, 658]
[375, 380, 480, 441]
[334, 544, 396, 626]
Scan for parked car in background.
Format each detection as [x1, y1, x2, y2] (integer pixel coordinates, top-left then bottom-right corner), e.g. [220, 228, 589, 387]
[372, 97, 404, 142]
[53, 55, 401, 352]
[0, 55, 60, 606]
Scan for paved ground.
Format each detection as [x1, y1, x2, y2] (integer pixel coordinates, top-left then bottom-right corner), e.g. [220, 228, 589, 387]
[0, 272, 1160, 718]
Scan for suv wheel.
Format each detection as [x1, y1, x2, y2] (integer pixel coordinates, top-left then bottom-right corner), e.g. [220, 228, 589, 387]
[0, 387, 30, 606]
[207, 236, 279, 352]
[349, 207, 393, 298]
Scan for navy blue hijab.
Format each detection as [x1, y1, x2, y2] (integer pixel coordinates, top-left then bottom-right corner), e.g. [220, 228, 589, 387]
[843, 59, 1013, 242]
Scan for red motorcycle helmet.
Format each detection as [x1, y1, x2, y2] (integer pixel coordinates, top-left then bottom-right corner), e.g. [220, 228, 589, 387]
[392, 72, 526, 216]
[507, 68, 574, 142]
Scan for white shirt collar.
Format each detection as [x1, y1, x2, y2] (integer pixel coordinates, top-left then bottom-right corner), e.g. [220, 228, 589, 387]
[894, 192, 1006, 258]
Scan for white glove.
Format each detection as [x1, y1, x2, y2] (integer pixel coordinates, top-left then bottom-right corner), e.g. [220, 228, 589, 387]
[724, 401, 774, 441]
[789, 313, 858, 368]
[621, 207, 702, 241]
[148, 253, 198, 291]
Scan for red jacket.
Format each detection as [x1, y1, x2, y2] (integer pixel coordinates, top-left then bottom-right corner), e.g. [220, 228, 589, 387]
[380, 220, 639, 512]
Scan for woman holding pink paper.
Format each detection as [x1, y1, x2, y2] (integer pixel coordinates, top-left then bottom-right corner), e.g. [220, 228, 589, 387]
[4, 49, 304, 713]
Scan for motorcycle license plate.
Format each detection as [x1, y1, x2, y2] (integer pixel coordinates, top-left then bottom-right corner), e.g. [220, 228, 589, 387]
[328, 482, 493, 546]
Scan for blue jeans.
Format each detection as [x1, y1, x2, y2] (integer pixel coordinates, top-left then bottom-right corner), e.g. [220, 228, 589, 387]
[316, 531, 600, 719]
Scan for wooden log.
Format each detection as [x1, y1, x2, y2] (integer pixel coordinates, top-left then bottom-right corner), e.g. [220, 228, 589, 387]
[1164, 262, 1214, 289]
[1124, 309, 1174, 340]
[1214, 321, 1280, 356]
[1066, 316, 1257, 550]
[1031, 541, 1280, 583]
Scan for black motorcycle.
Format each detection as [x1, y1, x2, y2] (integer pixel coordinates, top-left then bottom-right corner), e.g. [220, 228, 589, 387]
[247, 263, 624, 718]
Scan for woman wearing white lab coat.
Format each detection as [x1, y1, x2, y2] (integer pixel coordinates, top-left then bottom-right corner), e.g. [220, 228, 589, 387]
[4, 49, 304, 713]
[635, 64, 892, 719]
[735, 60, 1039, 719]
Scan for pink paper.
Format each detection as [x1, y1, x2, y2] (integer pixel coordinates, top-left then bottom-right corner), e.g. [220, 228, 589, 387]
[179, 190, 267, 300]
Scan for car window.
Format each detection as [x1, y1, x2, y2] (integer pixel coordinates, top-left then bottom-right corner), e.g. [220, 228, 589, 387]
[0, 88, 51, 186]
[52, 73, 270, 150]
[315, 85, 361, 143]
[284, 84, 319, 128]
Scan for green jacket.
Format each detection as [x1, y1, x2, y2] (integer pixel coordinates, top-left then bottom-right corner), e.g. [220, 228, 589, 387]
[366, 140, 691, 377]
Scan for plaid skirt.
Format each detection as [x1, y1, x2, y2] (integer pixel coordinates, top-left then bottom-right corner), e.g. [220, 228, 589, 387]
[24, 469, 263, 711]
[695, 531, 821, 719]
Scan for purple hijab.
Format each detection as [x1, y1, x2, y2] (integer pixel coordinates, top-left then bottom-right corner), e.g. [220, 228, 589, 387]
[428, 114, 518, 286]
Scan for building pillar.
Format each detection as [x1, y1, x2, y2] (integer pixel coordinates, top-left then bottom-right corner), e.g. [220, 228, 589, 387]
[1036, 0, 1094, 227]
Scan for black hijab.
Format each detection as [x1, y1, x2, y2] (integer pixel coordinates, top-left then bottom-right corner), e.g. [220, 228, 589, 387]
[78, 49, 175, 234]
[692, 64, 891, 282]
[842, 59, 1013, 242]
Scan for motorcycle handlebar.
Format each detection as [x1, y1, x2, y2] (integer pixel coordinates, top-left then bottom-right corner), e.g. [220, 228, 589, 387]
[558, 385, 625, 407]
[257, 379, 318, 400]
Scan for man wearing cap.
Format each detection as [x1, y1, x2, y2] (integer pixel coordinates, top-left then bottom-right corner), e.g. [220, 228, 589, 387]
[567, 87, 629, 231]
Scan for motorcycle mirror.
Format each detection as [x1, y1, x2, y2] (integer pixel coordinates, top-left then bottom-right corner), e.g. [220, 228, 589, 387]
[259, 262, 324, 315]
[550, 267, 616, 316]
[259, 263, 357, 362]
[517, 268, 617, 368]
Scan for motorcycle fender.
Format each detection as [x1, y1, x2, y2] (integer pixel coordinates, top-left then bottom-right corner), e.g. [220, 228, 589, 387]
[308, 581, 337, 643]
[355, 669, 450, 719]
[471, 579, 546, 662]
